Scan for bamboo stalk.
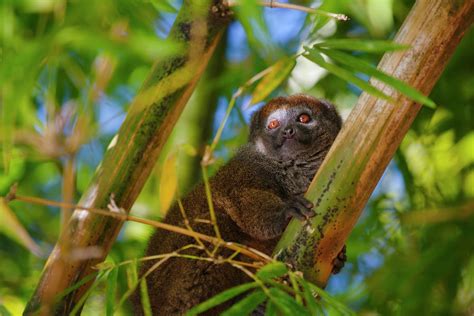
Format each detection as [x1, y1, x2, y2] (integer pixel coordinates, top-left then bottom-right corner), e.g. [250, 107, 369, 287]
[274, 0, 474, 287]
[24, 1, 231, 315]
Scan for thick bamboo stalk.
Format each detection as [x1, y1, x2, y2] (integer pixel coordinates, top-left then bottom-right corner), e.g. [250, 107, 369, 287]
[274, 0, 474, 286]
[24, 1, 231, 315]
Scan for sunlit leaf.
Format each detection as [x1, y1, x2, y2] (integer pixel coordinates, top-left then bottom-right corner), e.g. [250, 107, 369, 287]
[159, 152, 178, 215]
[150, 0, 177, 13]
[0, 198, 42, 257]
[221, 290, 266, 316]
[185, 282, 259, 316]
[304, 48, 392, 101]
[321, 48, 436, 108]
[0, 304, 13, 316]
[256, 261, 288, 281]
[95, 261, 115, 270]
[250, 58, 296, 106]
[315, 39, 408, 52]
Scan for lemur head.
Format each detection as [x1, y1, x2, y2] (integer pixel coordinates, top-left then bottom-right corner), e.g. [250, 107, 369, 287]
[249, 95, 342, 161]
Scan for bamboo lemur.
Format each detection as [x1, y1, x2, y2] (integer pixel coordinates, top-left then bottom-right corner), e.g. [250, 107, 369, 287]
[133, 95, 344, 315]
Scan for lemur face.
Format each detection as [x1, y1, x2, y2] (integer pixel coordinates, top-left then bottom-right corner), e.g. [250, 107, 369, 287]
[249, 95, 342, 161]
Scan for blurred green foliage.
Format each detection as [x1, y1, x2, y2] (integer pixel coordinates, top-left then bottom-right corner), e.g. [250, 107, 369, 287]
[0, 0, 473, 315]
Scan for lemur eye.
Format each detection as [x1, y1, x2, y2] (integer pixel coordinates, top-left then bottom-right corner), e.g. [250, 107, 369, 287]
[267, 119, 280, 129]
[298, 113, 311, 123]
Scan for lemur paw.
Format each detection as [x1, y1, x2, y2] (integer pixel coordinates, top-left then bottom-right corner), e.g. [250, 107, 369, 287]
[332, 245, 347, 274]
[284, 195, 315, 220]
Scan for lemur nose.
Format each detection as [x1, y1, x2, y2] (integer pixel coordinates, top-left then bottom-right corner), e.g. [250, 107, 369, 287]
[283, 127, 295, 139]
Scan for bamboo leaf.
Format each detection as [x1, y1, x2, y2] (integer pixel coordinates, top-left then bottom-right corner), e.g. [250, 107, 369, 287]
[221, 290, 267, 316]
[185, 282, 259, 316]
[304, 49, 392, 102]
[0, 198, 42, 257]
[298, 275, 323, 315]
[70, 271, 108, 316]
[321, 48, 436, 108]
[315, 39, 409, 52]
[268, 288, 311, 316]
[106, 266, 118, 316]
[256, 262, 288, 281]
[0, 304, 13, 316]
[250, 57, 296, 106]
[126, 259, 139, 290]
[140, 279, 152, 316]
[150, 0, 177, 13]
[299, 278, 355, 316]
[159, 152, 178, 215]
[265, 301, 277, 316]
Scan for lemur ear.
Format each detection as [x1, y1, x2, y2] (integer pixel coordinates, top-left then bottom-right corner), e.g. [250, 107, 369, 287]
[319, 99, 343, 130]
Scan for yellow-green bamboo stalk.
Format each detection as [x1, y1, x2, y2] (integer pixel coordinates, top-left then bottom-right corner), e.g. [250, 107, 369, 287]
[24, 1, 231, 315]
[274, 0, 474, 287]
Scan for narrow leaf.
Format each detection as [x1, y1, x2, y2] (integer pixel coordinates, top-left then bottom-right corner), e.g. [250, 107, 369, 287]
[159, 152, 178, 215]
[126, 259, 139, 290]
[106, 266, 118, 316]
[140, 279, 152, 316]
[221, 290, 267, 316]
[299, 278, 355, 316]
[304, 49, 392, 101]
[256, 262, 288, 281]
[0, 304, 13, 316]
[268, 288, 311, 316]
[315, 39, 409, 52]
[0, 198, 42, 256]
[250, 57, 296, 106]
[298, 276, 323, 315]
[151, 0, 177, 13]
[265, 301, 277, 316]
[185, 282, 259, 316]
[321, 48, 436, 108]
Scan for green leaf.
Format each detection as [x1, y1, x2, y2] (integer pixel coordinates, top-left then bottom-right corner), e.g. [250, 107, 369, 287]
[320, 48, 436, 108]
[268, 288, 311, 316]
[150, 0, 177, 13]
[0, 198, 42, 256]
[70, 271, 108, 316]
[185, 282, 259, 316]
[265, 300, 277, 316]
[298, 278, 355, 316]
[298, 276, 323, 315]
[250, 58, 296, 106]
[140, 279, 152, 316]
[256, 262, 288, 281]
[106, 267, 118, 316]
[221, 290, 267, 316]
[315, 39, 409, 52]
[0, 304, 13, 316]
[304, 49, 392, 102]
[126, 259, 139, 290]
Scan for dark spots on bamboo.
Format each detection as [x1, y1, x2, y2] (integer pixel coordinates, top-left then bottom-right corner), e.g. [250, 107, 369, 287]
[178, 22, 192, 42]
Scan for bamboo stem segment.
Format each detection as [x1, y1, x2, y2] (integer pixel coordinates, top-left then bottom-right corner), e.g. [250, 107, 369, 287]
[274, 0, 474, 286]
[24, 1, 231, 315]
